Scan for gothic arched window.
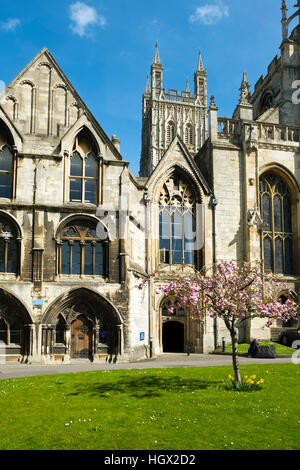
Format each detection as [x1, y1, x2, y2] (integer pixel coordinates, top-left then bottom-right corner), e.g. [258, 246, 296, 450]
[259, 92, 274, 116]
[0, 146, 13, 199]
[260, 173, 293, 274]
[159, 173, 196, 266]
[166, 122, 175, 144]
[57, 219, 108, 277]
[69, 129, 99, 204]
[0, 216, 19, 274]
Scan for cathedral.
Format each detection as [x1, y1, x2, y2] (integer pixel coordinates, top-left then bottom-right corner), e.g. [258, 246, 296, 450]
[0, 1, 299, 363]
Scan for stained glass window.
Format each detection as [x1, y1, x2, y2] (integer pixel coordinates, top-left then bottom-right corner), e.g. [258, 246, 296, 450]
[260, 173, 293, 274]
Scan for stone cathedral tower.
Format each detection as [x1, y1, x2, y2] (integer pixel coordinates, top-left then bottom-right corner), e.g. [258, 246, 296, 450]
[139, 45, 208, 177]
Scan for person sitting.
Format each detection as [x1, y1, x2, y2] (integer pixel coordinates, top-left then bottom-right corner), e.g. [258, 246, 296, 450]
[248, 339, 259, 358]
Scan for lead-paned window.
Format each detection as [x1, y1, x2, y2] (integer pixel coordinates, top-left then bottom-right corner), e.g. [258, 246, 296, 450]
[57, 221, 107, 277]
[260, 173, 293, 274]
[0, 146, 13, 199]
[69, 152, 98, 204]
[159, 173, 196, 266]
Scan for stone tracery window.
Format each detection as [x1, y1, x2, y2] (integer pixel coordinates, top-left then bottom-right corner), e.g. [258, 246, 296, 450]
[159, 173, 196, 265]
[162, 300, 185, 317]
[69, 129, 99, 204]
[259, 92, 274, 116]
[57, 219, 108, 277]
[260, 173, 293, 274]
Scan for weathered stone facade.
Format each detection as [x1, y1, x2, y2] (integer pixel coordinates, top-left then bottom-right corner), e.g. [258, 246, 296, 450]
[0, 2, 299, 364]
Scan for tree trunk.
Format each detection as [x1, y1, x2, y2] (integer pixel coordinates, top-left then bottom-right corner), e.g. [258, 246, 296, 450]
[230, 327, 241, 383]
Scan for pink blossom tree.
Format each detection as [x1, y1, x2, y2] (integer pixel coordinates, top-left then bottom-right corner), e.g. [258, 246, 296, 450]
[140, 261, 298, 383]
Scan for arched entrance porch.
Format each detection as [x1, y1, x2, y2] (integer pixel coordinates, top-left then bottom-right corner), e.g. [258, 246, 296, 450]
[0, 288, 32, 362]
[42, 288, 123, 363]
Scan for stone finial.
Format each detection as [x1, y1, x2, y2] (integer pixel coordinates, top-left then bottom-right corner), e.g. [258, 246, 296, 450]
[153, 42, 161, 65]
[112, 135, 121, 152]
[209, 95, 218, 110]
[239, 71, 251, 104]
[144, 74, 151, 95]
[197, 51, 204, 73]
[185, 78, 190, 93]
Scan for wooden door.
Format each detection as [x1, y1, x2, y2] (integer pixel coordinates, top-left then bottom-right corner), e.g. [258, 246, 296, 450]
[71, 315, 92, 359]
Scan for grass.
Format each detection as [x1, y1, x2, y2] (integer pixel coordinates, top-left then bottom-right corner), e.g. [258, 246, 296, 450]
[214, 341, 295, 356]
[0, 364, 300, 450]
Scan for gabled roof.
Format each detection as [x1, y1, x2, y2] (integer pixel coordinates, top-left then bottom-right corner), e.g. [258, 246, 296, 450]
[145, 134, 212, 197]
[6, 47, 123, 161]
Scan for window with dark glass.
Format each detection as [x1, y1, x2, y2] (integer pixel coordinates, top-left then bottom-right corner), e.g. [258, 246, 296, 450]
[70, 152, 98, 204]
[260, 173, 293, 274]
[0, 219, 19, 274]
[162, 300, 186, 317]
[159, 173, 196, 265]
[57, 220, 107, 277]
[0, 146, 13, 199]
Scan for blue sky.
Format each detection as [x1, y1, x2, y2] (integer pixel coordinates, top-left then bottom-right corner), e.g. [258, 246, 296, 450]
[0, 0, 296, 175]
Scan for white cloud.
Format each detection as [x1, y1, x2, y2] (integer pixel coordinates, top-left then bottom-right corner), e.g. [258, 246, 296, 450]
[189, 3, 229, 25]
[0, 19, 21, 32]
[69, 2, 106, 37]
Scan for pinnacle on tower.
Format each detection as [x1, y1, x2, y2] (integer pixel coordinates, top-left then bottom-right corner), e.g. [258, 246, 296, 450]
[196, 51, 204, 73]
[144, 74, 151, 95]
[153, 42, 161, 65]
[281, 0, 300, 40]
[185, 78, 190, 93]
[239, 71, 251, 104]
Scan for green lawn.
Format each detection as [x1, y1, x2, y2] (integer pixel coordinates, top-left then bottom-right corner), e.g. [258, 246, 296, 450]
[0, 364, 300, 450]
[214, 342, 295, 356]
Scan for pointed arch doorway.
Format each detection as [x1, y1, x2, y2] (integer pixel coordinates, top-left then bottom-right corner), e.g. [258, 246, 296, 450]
[162, 321, 184, 353]
[71, 315, 92, 359]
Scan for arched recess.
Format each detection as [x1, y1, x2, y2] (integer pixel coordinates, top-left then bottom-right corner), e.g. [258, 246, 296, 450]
[54, 214, 110, 278]
[153, 165, 204, 269]
[0, 288, 32, 357]
[42, 288, 123, 360]
[259, 165, 299, 275]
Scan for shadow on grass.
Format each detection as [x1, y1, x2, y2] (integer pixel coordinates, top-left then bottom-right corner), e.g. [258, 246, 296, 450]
[66, 375, 223, 399]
